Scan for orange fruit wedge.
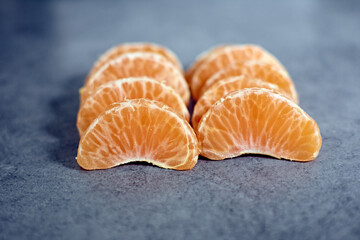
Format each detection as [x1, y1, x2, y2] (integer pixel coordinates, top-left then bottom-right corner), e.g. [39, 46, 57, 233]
[192, 76, 286, 130]
[190, 45, 288, 100]
[77, 77, 190, 137]
[86, 42, 183, 84]
[77, 99, 199, 170]
[185, 45, 227, 83]
[200, 61, 298, 103]
[197, 88, 322, 161]
[81, 52, 190, 105]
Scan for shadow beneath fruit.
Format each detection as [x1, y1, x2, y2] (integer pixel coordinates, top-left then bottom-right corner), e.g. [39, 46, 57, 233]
[198, 153, 300, 162]
[44, 73, 84, 169]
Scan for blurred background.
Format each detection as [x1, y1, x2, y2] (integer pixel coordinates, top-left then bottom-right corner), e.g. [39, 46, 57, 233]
[0, 1, 359, 240]
[1, 0, 359, 116]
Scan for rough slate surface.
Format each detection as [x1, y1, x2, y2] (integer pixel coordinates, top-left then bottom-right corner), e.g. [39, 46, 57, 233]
[1, 0, 360, 239]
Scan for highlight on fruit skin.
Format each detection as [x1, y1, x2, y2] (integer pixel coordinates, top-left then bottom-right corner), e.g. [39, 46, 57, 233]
[192, 76, 285, 131]
[77, 77, 190, 137]
[77, 99, 199, 171]
[197, 88, 322, 161]
[85, 42, 183, 84]
[81, 52, 190, 105]
[189, 44, 288, 100]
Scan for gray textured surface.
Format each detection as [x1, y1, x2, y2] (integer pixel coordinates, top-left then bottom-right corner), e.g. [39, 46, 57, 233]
[1, 0, 360, 239]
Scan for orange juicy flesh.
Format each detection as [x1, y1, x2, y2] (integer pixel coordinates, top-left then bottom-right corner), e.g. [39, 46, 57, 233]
[77, 99, 199, 171]
[192, 76, 286, 131]
[77, 77, 190, 137]
[200, 61, 298, 103]
[86, 43, 183, 84]
[81, 52, 190, 105]
[190, 45, 288, 100]
[197, 88, 322, 161]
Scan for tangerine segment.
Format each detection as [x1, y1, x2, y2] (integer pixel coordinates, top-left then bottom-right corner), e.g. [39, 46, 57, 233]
[77, 99, 199, 170]
[81, 52, 190, 105]
[185, 45, 227, 84]
[86, 42, 183, 84]
[190, 45, 288, 100]
[200, 61, 298, 103]
[77, 77, 190, 137]
[198, 88, 321, 161]
[192, 76, 284, 131]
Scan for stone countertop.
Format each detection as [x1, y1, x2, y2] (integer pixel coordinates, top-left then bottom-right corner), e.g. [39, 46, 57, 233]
[0, 0, 359, 239]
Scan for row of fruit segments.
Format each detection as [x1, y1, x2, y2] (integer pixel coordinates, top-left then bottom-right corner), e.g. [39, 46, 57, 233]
[76, 43, 322, 171]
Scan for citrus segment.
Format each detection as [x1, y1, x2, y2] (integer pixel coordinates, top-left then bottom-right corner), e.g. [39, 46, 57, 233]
[200, 61, 298, 103]
[198, 88, 321, 161]
[190, 45, 288, 100]
[77, 99, 199, 170]
[82, 52, 190, 104]
[86, 43, 183, 83]
[192, 76, 284, 130]
[77, 77, 190, 137]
